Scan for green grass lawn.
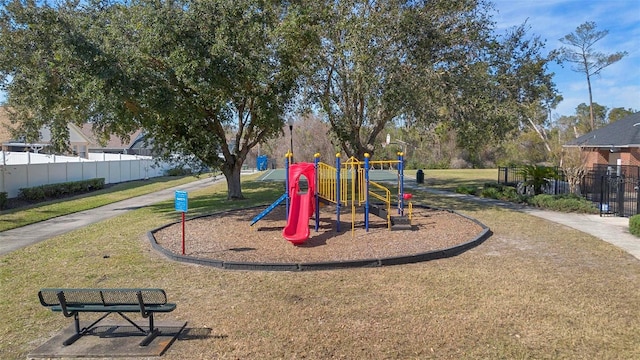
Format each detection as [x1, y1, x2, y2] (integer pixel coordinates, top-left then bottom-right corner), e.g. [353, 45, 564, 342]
[1, 170, 639, 359]
[408, 168, 498, 192]
[0, 174, 214, 232]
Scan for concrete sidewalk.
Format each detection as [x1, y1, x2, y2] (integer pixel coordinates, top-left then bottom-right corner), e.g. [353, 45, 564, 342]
[0, 175, 224, 256]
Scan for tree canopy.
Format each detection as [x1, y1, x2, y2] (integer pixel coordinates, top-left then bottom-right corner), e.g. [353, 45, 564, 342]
[301, 0, 557, 165]
[0, 0, 562, 193]
[0, 0, 313, 199]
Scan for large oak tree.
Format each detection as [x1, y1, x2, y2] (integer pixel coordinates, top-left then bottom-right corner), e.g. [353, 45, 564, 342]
[301, 0, 558, 165]
[0, 0, 312, 199]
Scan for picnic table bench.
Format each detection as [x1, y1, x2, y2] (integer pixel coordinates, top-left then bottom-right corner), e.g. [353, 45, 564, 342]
[38, 288, 176, 346]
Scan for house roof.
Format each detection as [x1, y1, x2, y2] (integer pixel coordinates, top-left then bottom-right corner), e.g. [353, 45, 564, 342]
[38, 123, 92, 144]
[1, 107, 142, 151]
[564, 112, 640, 148]
[79, 124, 143, 150]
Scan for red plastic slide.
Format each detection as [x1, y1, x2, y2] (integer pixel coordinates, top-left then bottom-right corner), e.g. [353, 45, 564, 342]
[282, 163, 316, 245]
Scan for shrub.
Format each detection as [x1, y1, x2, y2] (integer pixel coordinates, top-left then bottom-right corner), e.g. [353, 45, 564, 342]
[19, 178, 105, 202]
[166, 167, 192, 176]
[518, 165, 559, 195]
[480, 186, 501, 199]
[527, 194, 554, 208]
[483, 182, 503, 190]
[526, 193, 598, 214]
[0, 192, 7, 210]
[479, 183, 526, 203]
[630, 215, 640, 237]
[20, 186, 46, 201]
[455, 185, 477, 195]
[88, 178, 105, 190]
[499, 186, 526, 203]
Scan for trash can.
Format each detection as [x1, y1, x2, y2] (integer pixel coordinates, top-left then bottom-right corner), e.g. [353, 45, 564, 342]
[416, 169, 424, 184]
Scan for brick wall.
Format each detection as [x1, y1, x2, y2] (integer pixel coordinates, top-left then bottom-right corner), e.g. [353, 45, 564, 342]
[583, 148, 608, 167]
[621, 148, 640, 167]
[582, 147, 640, 167]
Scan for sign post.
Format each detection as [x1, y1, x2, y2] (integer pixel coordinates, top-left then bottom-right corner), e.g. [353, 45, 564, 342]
[174, 190, 188, 255]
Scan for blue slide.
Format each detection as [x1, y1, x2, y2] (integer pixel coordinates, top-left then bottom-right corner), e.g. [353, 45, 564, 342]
[250, 193, 288, 226]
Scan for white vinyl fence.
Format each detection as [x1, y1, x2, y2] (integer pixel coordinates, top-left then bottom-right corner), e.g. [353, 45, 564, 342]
[0, 151, 173, 198]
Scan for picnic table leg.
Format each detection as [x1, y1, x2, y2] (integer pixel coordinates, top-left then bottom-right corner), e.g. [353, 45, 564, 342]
[140, 329, 160, 346]
[62, 313, 83, 346]
[139, 313, 159, 346]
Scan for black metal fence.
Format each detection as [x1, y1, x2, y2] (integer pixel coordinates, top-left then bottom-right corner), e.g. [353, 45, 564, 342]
[591, 164, 640, 178]
[498, 165, 640, 217]
[497, 166, 568, 195]
[581, 168, 639, 217]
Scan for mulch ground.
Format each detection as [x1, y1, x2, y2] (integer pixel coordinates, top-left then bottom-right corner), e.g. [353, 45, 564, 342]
[152, 204, 486, 264]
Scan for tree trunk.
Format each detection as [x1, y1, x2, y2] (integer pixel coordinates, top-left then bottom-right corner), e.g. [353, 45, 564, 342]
[527, 117, 552, 153]
[586, 73, 595, 131]
[565, 167, 585, 195]
[222, 162, 244, 200]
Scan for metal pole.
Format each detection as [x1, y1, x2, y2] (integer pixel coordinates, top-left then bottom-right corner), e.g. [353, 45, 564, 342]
[181, 212, 186, 255]
[289, 124, 294, 164]
[398, 152, 404, 215]
[364, 153, 370, 232]
[285, 153, 290, 219]
[314, 153, 320, 232]
[336, 153, 341, 232]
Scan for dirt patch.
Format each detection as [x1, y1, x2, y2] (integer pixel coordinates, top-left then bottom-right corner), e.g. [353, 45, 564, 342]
[153, 205, 486, 264]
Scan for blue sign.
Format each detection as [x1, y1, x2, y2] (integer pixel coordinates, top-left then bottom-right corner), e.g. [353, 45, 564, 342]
[175, 190, 188, 212]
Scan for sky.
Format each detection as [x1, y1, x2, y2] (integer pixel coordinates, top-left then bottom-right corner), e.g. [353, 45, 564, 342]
[491, 0, 640, 119]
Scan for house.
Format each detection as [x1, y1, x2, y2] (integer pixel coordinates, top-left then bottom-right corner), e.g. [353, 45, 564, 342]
[0, 106, 151, 157]
[1, 107, 92, 155]
[564, 112, 640, 170]
[78, 124, 150, 156]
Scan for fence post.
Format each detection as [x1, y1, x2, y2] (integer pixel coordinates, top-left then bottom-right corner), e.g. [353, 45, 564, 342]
[637, 178, 640, 216]
[617, 176, 624, 217]
[1, 150, 5, 194]
[599, 175, 605, 216]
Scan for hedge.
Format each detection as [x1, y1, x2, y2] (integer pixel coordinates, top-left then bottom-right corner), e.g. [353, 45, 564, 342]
[19, 178, 105, 202]
[630, 215, 640, 237]
[0, 192, 7, 210]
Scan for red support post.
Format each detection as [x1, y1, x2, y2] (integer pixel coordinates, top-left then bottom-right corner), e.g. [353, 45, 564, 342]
[181, 212, 186, 255]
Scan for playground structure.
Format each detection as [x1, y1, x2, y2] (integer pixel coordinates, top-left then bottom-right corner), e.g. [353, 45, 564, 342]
[251, 152, 413, 245]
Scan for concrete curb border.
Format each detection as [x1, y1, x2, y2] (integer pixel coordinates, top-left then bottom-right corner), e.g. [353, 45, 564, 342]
[148, 204, 491, 271]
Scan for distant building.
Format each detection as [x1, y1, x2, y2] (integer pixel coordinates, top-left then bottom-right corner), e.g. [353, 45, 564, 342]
[564, 112, 640, 169]
[0, 106, 152, 157]
[78, 124, 151, 156]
